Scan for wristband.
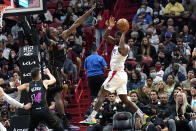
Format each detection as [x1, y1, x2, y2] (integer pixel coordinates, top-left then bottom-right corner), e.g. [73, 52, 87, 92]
[4, 88, 18, 94]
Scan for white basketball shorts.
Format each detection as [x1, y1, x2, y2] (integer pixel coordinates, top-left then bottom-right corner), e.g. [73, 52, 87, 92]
[103, 70, 128, 95]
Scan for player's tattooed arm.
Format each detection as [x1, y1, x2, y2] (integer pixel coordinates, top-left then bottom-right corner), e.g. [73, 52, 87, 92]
[62, 4, 96, 40]
[43, 68, 56, 89]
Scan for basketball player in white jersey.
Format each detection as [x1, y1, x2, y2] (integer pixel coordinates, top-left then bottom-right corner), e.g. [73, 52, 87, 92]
[80, 17, 148, 125]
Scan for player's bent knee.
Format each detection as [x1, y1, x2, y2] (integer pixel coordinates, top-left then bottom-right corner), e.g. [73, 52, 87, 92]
[119, 95, 128, 103]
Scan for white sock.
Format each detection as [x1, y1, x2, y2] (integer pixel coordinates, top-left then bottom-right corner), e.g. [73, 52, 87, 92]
[136, 108, 144, 118]
[90, 110, 97, 118]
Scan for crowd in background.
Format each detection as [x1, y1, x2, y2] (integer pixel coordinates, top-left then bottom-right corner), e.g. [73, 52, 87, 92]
[85, 0, 196, 131]
[0, 0, 195, 131]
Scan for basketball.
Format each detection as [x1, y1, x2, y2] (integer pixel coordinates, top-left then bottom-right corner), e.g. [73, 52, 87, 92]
[117, 18, 129, 31]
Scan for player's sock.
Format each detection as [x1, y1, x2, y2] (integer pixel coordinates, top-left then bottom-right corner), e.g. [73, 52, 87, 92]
[136, 109, 149, 125]
[90, 110, 97, 118]
[136, 108, 144, 118]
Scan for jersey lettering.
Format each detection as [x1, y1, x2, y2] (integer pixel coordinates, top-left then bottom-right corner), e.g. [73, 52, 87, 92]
[31, 92, 41, 103]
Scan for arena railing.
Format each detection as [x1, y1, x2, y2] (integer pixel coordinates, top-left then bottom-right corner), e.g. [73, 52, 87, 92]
[74, 78, 84, 121]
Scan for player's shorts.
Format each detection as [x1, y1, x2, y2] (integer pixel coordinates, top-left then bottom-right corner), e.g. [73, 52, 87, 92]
[103, 70, 128, 95]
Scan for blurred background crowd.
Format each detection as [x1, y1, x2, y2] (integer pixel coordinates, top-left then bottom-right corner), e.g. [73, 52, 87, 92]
[0, 0, 196, 131]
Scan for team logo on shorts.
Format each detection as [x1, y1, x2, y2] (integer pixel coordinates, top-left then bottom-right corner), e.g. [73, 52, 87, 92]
[106, 84, 110, 88]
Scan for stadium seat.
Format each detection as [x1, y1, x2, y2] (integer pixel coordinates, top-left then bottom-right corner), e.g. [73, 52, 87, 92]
[113, 112, 134, 130]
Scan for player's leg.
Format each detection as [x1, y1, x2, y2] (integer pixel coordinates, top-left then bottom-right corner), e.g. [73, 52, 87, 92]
[80, 71, 119, 124]
[117, 83, 149, 125]
[79, 86, 110, 124]
[29, 114, 40, 131]
[54, 91, 65, 115]
[43, 108, 64, 131]
[94, 86, 110, 111]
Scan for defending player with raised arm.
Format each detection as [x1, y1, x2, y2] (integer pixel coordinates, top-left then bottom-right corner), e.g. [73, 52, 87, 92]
[61, 4, 96, 40]
[80, 17, 149, 125]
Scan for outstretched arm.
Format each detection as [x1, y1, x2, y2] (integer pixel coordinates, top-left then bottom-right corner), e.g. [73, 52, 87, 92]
[43, 68, 56, 89]
[0, 87, 24, 109]
[104, 17, 116, 44]
[119, 31, 129, 56]
[4, 83, 29, 94]
[62, 4, 96, 40]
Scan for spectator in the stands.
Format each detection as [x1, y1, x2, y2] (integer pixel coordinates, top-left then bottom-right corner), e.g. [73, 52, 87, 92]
[137, 3, 153, 15]
[182, 69, 195, 89]
[102, 93, 123, 131]
[164, 0, 184, 16]
[174, 92, 193, 131]
[165, 74, 176, 98]
[183, 0, 194, 15]
[84, 44, 107, 101]
[179, 11, 193, 31]
[155, 61, 164, 78]
[127, 38, 141, 61]
[163, 32, 176, 55]
[9, 104, 16, 117]
[54, 1, 66, 22]
[149, 67, 162, 86]
[62, 54, 77, 83]
[157, 49, 172, 69]
[182, 25, 194, 50]
[189, 86, 196, 131]
[0, 62, 12, 82]
[176, 37, 191, 61]
[126, 69, 144, 92]
[140, 37, 157, 61]
[94, 1, 109, 48]
[156, 81, 168, 97]
[0, 27, 7, 41]
[149, 90, 159, 105]
[170, 61, 186, 79]
[157, 93, 176, 131]
[135, 63, 147, 81]
[132, 5, 153, 31]
[8, 50, 18, 71]
[126, 91, 144, 114]
[152, 1, 165, 35]
[6, 34, 18, 53]
[11, 23, 23, 40]
[140, 77, 155, 101]
[161, 18, 179, 39]
[146, 27, 159, 51]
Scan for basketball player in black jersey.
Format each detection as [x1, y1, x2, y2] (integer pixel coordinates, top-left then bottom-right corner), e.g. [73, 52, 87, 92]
[9, 67, 64, 131]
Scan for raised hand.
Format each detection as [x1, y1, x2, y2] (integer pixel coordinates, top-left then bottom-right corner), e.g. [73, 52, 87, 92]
[109, 16, 116, 28]
[43, 68, 50, 75]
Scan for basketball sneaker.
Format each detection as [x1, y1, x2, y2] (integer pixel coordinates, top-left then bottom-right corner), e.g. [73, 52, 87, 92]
[79, 117, 97, 125]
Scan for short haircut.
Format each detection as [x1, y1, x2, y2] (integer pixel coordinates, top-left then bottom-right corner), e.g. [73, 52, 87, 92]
[91, 44, 97, 52]
[31, 68, 40, 80]
[151, 90, 158, 95]
[129, 91, 138, 97]
[147, 76, 153, 81]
